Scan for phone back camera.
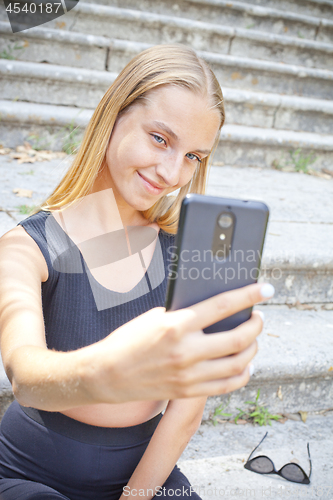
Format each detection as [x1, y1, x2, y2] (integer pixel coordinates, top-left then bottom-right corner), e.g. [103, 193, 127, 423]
[212, 211, 235, 260]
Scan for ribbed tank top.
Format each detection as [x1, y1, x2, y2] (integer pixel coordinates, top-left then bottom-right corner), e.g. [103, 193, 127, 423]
[17, 211, 175, 352]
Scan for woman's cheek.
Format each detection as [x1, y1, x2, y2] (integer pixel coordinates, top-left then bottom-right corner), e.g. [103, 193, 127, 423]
[179, 164, 198, 187]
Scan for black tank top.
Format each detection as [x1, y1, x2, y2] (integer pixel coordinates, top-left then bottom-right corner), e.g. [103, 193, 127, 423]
[18, 211, 175, 352]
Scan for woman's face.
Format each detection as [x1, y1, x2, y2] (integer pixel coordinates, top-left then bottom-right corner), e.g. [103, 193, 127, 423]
[104, 85, 221, 213]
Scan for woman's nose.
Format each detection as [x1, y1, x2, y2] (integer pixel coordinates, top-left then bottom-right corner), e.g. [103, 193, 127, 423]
[155, 153, 184, 188]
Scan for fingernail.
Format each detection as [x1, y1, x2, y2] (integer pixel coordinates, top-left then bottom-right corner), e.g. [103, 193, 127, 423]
[257, 310, 265, 322]
[249, 364, 255, 377]
[260, 284, 275, 298]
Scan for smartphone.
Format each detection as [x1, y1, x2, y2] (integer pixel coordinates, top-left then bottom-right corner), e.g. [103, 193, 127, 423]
[165, 194, 269, 333]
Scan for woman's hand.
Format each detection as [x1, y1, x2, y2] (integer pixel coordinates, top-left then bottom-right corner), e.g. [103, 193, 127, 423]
[82, 282, 272, 404]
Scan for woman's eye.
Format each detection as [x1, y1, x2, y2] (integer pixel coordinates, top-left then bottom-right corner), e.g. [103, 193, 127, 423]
[186, 153, 202, 163]
[152, 134, 166, 145]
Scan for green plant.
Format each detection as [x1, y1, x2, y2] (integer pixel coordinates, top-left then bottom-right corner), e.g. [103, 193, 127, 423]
[0, 43, 26, 60]
[272, 149, 317, 174]
[61, 121, 82, 155]
[16, 204, 37, 215]
[235, 389, 282, 426]
[212, 396, 233, 426]
[27, 134, 51, 151]
[289, 148, 316, 173]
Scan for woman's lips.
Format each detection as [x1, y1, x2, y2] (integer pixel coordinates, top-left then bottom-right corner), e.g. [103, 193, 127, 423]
[137, 171, 164, 194]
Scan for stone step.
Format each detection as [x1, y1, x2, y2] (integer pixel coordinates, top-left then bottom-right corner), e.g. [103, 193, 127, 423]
[83, 0, 333, 23]
[202, 304, 333, 418]
[2, 32, 333, 100]
[0, 21, 110, 71]
[223, 89, 333, 135]
[203, 50, 333, 100]
[239, 0, 333, 20]
[1, 98, 333, 172]
[0, 150, 332, 306]
[2, 54, 333, 133]
[81, 0, 333, 42]
[4, 3, 332, 70]
[216, 124, 333, 171]
[0, 59, 115, 108]
[179, 413, 333, 500]
[1, 305, 332, 420]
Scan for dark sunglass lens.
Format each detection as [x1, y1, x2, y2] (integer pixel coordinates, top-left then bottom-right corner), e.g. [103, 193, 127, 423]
[281, 464, 307, 483]
[248, 457, 274, 473]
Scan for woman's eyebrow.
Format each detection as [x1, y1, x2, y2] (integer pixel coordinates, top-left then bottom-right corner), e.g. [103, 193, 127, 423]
[152, 121, 211, 155]
[152, 121, 179, 141]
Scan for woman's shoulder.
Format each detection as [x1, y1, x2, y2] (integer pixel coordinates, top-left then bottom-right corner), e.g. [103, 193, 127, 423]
[18, 209, 51, 229]
[0, 211, 50, 282]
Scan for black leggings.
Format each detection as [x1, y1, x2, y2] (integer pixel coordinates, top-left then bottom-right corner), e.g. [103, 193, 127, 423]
[0, 401, 201, 500]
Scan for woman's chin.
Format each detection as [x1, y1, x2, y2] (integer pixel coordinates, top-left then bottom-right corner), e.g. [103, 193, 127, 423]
[128, 195, 164, 213]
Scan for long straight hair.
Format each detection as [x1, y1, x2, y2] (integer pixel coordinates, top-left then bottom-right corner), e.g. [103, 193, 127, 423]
[35, 44, 225, 234]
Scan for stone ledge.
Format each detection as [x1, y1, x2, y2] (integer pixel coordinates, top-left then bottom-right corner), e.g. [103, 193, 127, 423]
[2, 34, 333, 98]
[16, 2, 331, 69]
[1, 99, 333, 153]
[81, 0, 333, 34]
[219, 124, 333, 151]
[203, 304, 333, 417]
[0, 21, 111, 47]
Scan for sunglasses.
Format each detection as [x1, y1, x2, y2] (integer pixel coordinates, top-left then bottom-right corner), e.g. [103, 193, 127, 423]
[244, 432, 312, 484]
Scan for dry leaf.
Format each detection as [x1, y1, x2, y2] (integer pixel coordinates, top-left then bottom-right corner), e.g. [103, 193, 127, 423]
[0, 147, 12, 155]
[9, 143, 67, 164]
[11, 154, 38, 164]
[307, 168, 331, 180]
[235, 419, 247, 425]
[322, 168, 333, 178]
[283, 413, 301, 421]
[295, 300, 316, 311]
[267, 333, 280, 338]
[13, 188, 33, 198]
[299, 411, 308, 423]
[277, 386, 283, 400]
[329, 367, 333, 372]
[278, 417, 288, 424]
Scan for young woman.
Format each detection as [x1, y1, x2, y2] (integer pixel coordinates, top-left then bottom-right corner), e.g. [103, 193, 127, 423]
[0, 44, 272, 500]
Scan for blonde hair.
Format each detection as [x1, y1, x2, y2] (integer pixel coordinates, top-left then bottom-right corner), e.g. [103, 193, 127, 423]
[35, 44, 225, 234]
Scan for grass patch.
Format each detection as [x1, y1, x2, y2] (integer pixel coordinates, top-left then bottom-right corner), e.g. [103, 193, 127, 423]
[16, 204, 37, 215]
[26, 134, 51, 151]
[272, 149, 317, 174]
[0, 43, 26, 60]
[235, 389, 282, 426]
[212, 389, 282, 426]
[61, 121, 82, 155]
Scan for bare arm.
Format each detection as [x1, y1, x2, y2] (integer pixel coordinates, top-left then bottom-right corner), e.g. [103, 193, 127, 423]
[0, 226, 269, 411]
[119, 397, 208, 500]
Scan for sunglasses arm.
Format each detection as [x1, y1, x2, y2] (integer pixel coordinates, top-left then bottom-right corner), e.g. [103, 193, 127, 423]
[246, 432, 268, 462]
[307, 443, 312, 479]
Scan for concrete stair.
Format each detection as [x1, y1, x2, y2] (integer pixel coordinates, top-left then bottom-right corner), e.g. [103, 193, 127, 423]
[1, 0, 333, 169]
[82, 0, 333, 27]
